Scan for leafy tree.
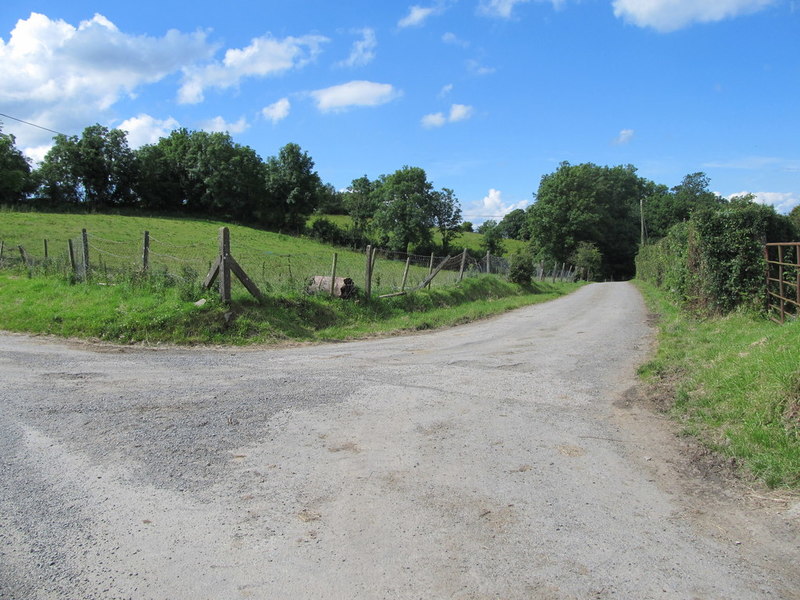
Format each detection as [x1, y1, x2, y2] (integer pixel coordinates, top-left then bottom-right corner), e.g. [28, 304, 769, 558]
[789, 204, 800, 233]
[461, 221, 474, 233]
[497, 208, 529, 240]
[431, 187, 462, 254]
[373, 166, 436, 252]
[476, 219, 497, 234]
[262, 142, 322, 232]
[527, 161, 647, 279]
[643, 172, 723, 240]
[344, 175, 379, 233]
[479, 220, 505, 256]
[315, 183, 345, 215]
[569, 241, 602, 280]
[508, 249, 534, 285]
[0, 127, 34, 203]
[37, 125, 137, 208]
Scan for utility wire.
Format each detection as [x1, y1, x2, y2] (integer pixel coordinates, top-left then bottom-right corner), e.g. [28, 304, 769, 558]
[0, 112, 67, 137]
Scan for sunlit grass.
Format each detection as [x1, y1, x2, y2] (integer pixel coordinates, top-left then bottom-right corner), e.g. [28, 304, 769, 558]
[636, 280, 800, 488]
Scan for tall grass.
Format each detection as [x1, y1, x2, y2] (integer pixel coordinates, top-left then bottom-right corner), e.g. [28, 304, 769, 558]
[636, 280, 800, 488]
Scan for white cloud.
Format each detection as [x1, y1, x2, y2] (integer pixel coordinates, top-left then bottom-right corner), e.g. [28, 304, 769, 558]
[118, 114, 179, 148]
[337, 28, 377, 68]
[398, 5, 437, 27]
[0, 12, 212, 148]
[311, 80, 400, 112]
[179, 33, 328, 104]
[262, 98, 291, 124]
[442, 32, 469, 47]
[612, 0, 776, 32]
[614, 128, 635, 145]
[728, 191, 800, 214]
[422, 112, 447, 128]
[199, 116, 249, 134]
[422, 104, 475, 128]
[439, 83, 454, 97]
[449, 104, 474, 122]
[478, 0, 530, 18]
[466, 59, 496, 76]
[465, 188, 529, 222]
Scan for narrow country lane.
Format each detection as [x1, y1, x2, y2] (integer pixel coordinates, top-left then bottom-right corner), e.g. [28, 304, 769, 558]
[1, 282, 798, 599]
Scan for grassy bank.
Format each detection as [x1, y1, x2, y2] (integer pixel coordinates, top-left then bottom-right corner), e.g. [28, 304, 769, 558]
[0, 270, 581, 345]
[635, 280, 800, 488]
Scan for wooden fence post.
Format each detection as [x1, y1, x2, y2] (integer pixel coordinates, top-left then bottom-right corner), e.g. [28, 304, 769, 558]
[18, 246, 28, 265]
[68, 239, 76, 273]
[364, 244, 372, 300]
[458, 248, 467, 282]
[485, 251, 491, 274]
[329, 252, 338, 296]
[0, 240, 4, 263]
[43, 239, 48, 260]
[219, 227, 232, 303]
[427, 253, 434, 288]
[142, 230, 150, 272]
[81, 228, 90, 281]
[202, 227, 263, 304]
[401, 256, 411, 291]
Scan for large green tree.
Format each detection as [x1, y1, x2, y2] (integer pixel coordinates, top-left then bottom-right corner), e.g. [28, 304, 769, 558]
[497, 208, 529, 240]
[37, 125, 137, 208]
[262, 142, 322, 232]
[344, 175, 380, 234]
[431, 187, 462, 254]
[527, 161, 647, 278]
[373, 166, 437, 253]
[642, 172, 723, 240]
[0, 128, 34, 203]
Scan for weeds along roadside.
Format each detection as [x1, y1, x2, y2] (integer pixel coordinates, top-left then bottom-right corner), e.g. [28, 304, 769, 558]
[0, 265, 582, 346]
[634, 280, 800, 489]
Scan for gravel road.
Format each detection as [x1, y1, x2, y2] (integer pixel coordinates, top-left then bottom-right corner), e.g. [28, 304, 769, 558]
[1, 282, 798, 599]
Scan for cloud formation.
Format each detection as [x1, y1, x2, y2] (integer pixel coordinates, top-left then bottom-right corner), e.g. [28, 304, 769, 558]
[337, 28, 377, 68]
[612, 0, 776, 32]
[311, 81, 400, 112]
[478, 0, 531, 19]
[118, 114, 180, 148]
[728, 190, 800, 214]
[421, 104, 475, 128]
[199, 116, 249, 134]
[0, 12, 212, 148]
[179, 33, 328, 104]
[398, 5, 438, 27]
[465, 188, 529, 222]
[262, 98, 291, 124]
[614, 128, 635, 145]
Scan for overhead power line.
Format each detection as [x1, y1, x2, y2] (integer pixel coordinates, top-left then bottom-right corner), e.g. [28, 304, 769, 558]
[0, 112, 67, 137]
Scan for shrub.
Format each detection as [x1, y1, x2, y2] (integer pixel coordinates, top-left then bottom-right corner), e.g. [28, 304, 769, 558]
[508, 250, 534, 285]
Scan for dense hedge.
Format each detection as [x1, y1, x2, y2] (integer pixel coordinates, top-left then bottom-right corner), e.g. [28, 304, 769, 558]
[636, 197, 797, 313]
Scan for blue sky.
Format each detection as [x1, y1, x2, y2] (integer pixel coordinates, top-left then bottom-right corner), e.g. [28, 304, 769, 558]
[1, 0, 798, 222]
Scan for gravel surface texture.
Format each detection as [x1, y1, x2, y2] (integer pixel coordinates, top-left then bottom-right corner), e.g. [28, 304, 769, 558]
[1, 282, 798, 599]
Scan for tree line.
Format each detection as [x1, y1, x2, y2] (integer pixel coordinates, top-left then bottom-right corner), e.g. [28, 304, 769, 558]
[2, 124, 798, 278]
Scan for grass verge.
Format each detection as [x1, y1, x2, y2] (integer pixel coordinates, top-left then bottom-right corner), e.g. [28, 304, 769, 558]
[635, 280, 800, 488]
[0, 270, 581, 346]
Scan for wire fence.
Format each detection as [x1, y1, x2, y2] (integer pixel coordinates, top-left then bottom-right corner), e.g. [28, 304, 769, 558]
[2, 228, 569, 299]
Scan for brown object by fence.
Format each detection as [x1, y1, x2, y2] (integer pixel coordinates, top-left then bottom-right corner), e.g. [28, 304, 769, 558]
[307, 276, 355, 299]
[765, 242, 800, 324]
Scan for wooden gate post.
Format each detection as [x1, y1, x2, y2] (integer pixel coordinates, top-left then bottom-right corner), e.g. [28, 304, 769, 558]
[427, 253, 434, 288]
[364, 244, 373, 300]
[458, 248, 467, 282]
[401, 256, 411, 291]
[202, 227, 263, 304]
[485, 251, 491, 274]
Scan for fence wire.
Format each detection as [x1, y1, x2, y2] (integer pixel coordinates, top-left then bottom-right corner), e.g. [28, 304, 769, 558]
[0, 228, 576, 297]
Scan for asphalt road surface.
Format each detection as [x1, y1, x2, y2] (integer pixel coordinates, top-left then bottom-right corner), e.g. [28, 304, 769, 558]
[1, 282, 798, 599]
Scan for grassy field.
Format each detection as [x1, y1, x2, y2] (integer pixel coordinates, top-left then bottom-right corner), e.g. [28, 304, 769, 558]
[0, 209, 490, 296]
[635, 280, 800, 488]
[0, 208, 581, 345]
